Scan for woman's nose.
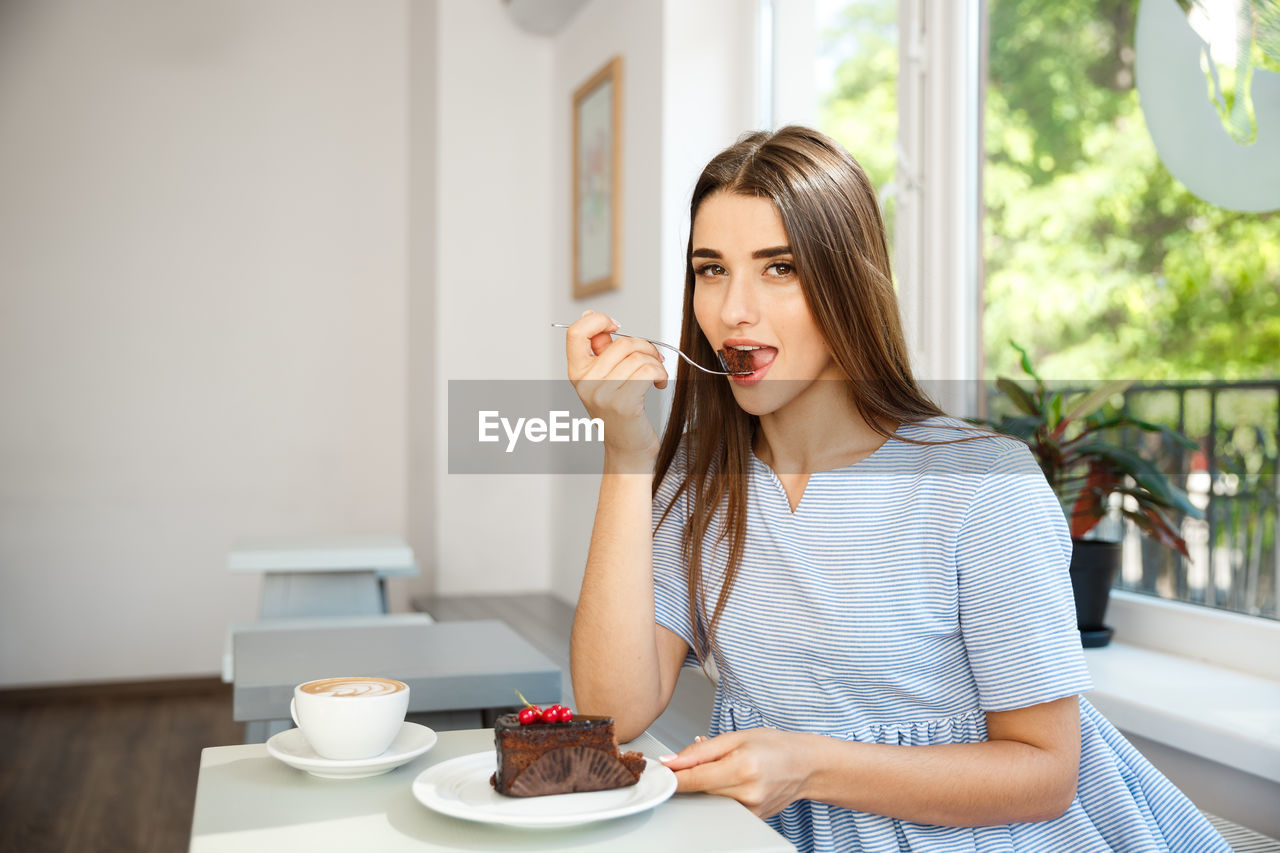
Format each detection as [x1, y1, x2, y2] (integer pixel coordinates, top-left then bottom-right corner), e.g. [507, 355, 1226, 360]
[719, 275, 758, 328]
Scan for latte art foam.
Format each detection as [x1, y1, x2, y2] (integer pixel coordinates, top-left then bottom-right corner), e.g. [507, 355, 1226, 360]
[299, 677, 405, 698]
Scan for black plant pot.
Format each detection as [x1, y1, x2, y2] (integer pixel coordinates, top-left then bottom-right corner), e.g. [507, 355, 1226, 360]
[1068, 539, 1122, 648]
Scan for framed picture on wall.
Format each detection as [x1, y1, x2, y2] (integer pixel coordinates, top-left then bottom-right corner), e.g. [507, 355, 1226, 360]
[572, 56, 623, 299]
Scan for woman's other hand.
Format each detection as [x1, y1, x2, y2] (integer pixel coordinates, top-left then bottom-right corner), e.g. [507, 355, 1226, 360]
[564, 310, 668, 464]
[659, 729, 814, 818]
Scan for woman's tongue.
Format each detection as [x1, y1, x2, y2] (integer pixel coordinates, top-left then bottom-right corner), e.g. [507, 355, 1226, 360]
[748, 347, 778, 372]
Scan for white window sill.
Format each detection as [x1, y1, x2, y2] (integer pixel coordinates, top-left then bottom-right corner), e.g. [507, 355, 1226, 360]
[1084, 641, 1280, 785]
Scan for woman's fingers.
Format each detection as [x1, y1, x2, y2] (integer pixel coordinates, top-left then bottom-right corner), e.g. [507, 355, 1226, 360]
[604, 351, 669, 393]
[582, 338, 665, 387]
[575, 344, 667, 418]
[562, 311, 667, 458]
[576, 355, 667, 421]
[659, 732, 738, 771]
[565, 311, 665, 382]
[660, 730, 807, 818]
[581, 338, 659, 383]
[588, 330, 614, 358]
[666, 740, 748, 799]
[564, 310, 617, 377]
[671, 761, 739, 797]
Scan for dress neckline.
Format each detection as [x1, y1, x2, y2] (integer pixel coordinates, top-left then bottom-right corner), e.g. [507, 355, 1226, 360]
[750, 420, 907, 476]
[749, 422, 909, 514]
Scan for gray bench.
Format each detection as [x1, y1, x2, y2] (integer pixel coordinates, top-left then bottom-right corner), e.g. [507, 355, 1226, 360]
[228, 534, 418, 618]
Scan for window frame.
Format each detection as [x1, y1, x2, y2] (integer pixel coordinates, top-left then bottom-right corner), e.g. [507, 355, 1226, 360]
[895, 0, 983, 418]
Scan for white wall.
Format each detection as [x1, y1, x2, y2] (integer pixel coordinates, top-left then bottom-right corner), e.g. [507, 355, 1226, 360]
[660, 0, 762, 348]
[0, 0, 769, 683]
[429, 0, 558, 595]
[544, 0, 763, 606]
[546, 0, 667, 604]
[404, 0, 440, 609]
[0, 0, 409, 686]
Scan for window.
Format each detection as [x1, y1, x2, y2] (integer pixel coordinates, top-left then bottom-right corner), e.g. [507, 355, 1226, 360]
[810, 0, 1279, 628]
[985, 0, 1280, 621]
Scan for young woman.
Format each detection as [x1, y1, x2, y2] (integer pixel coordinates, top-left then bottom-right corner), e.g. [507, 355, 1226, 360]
[563, 126, 1228, 852]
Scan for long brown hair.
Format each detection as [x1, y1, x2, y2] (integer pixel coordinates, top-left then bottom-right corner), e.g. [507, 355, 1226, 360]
[653, 126, 948, 667]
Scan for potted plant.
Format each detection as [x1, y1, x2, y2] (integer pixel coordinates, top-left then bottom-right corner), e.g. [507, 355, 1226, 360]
[971, 343, 1204, 647]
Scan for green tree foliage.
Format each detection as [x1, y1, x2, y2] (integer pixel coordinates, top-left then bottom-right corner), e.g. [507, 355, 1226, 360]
[817, 0, 898, 236]
[984, 0, 1280, 381]
[820, 0, 1280, 382]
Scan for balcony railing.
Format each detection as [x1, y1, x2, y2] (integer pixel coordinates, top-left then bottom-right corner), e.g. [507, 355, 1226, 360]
[1117, 381, 1278, 620]
[982, 379, 1279, 621]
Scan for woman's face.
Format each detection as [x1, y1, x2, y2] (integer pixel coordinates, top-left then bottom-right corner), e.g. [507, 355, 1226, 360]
[691, 191, 844, 417]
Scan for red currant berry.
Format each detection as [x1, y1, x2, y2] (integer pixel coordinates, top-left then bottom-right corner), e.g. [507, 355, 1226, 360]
[559, 707, 573, 722]
[542, 706, 562, 723]
[518, 706, 543, 725]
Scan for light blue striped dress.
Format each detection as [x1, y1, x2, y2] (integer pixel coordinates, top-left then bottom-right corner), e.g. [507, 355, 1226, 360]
[651, 417, 1230, 853]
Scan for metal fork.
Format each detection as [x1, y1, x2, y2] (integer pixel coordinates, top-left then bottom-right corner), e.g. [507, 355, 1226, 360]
[550, 323, 750, 375]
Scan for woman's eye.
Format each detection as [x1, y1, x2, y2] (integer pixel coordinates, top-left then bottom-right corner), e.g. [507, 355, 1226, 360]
[696, 263, 726, 277]
[767, 262, 794, 277]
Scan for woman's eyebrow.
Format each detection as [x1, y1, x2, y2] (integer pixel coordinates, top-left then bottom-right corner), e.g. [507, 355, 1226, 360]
[691, 245, 793, 259]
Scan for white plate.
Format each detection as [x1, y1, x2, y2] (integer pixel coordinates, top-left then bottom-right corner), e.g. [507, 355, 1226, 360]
[412, 751, 677, 828]
[266, 721, 437, 779]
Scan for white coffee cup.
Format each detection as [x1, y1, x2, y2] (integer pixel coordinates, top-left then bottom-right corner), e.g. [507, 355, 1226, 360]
[290, 676, 410, 760]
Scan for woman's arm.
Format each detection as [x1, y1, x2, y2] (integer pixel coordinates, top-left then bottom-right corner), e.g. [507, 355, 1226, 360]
[571, 468, 690, 740]
[661, 695, 1081, 825]
[564, 311, 689, 741]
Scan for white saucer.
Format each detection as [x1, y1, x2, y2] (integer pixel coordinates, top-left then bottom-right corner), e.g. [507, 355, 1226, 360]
[412, 751, 677, 828]
[266, 722, 437, 779]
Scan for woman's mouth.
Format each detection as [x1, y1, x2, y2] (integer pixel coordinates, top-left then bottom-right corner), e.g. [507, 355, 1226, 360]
[718, 343, 777, 386]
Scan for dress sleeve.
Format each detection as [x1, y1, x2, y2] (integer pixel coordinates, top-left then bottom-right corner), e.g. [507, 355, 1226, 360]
[955, 444, 1093, 712]
[651, 447, 696, 652]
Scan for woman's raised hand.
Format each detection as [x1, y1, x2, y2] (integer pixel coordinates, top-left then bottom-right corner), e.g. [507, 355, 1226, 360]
[564, 310, 668, 465]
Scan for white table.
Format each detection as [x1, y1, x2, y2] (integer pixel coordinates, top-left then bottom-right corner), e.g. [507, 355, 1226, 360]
[189, 728, 796, 852]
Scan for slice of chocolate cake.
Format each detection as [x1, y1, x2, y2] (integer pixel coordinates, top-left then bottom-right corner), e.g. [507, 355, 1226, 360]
[491, 713, 646, 797]
[717, 346, 756, 375]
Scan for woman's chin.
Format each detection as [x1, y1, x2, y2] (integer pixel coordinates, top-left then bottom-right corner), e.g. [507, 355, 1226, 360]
[727, 382, 790, 418]
[727, 374, 845, 419]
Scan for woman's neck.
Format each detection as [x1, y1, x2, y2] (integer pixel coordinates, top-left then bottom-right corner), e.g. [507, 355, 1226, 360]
[753, 380, 897, 474]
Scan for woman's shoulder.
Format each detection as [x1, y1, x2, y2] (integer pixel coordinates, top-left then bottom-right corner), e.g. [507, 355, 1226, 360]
[653, 431, 709, 503]
[894, 415, 1033, 470]
[662, 431, 698, 475]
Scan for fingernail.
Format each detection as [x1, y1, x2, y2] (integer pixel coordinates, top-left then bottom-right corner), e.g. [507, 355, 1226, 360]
[694, 735, 703, 743]
[581, 309, 591, 318]
[609, 317, 620, 327]
[658, 754, 677, 763]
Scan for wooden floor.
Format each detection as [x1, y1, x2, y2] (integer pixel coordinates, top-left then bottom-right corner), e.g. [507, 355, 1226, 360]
[0, 593, 714, 853]
[0, 678, 241, 853]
